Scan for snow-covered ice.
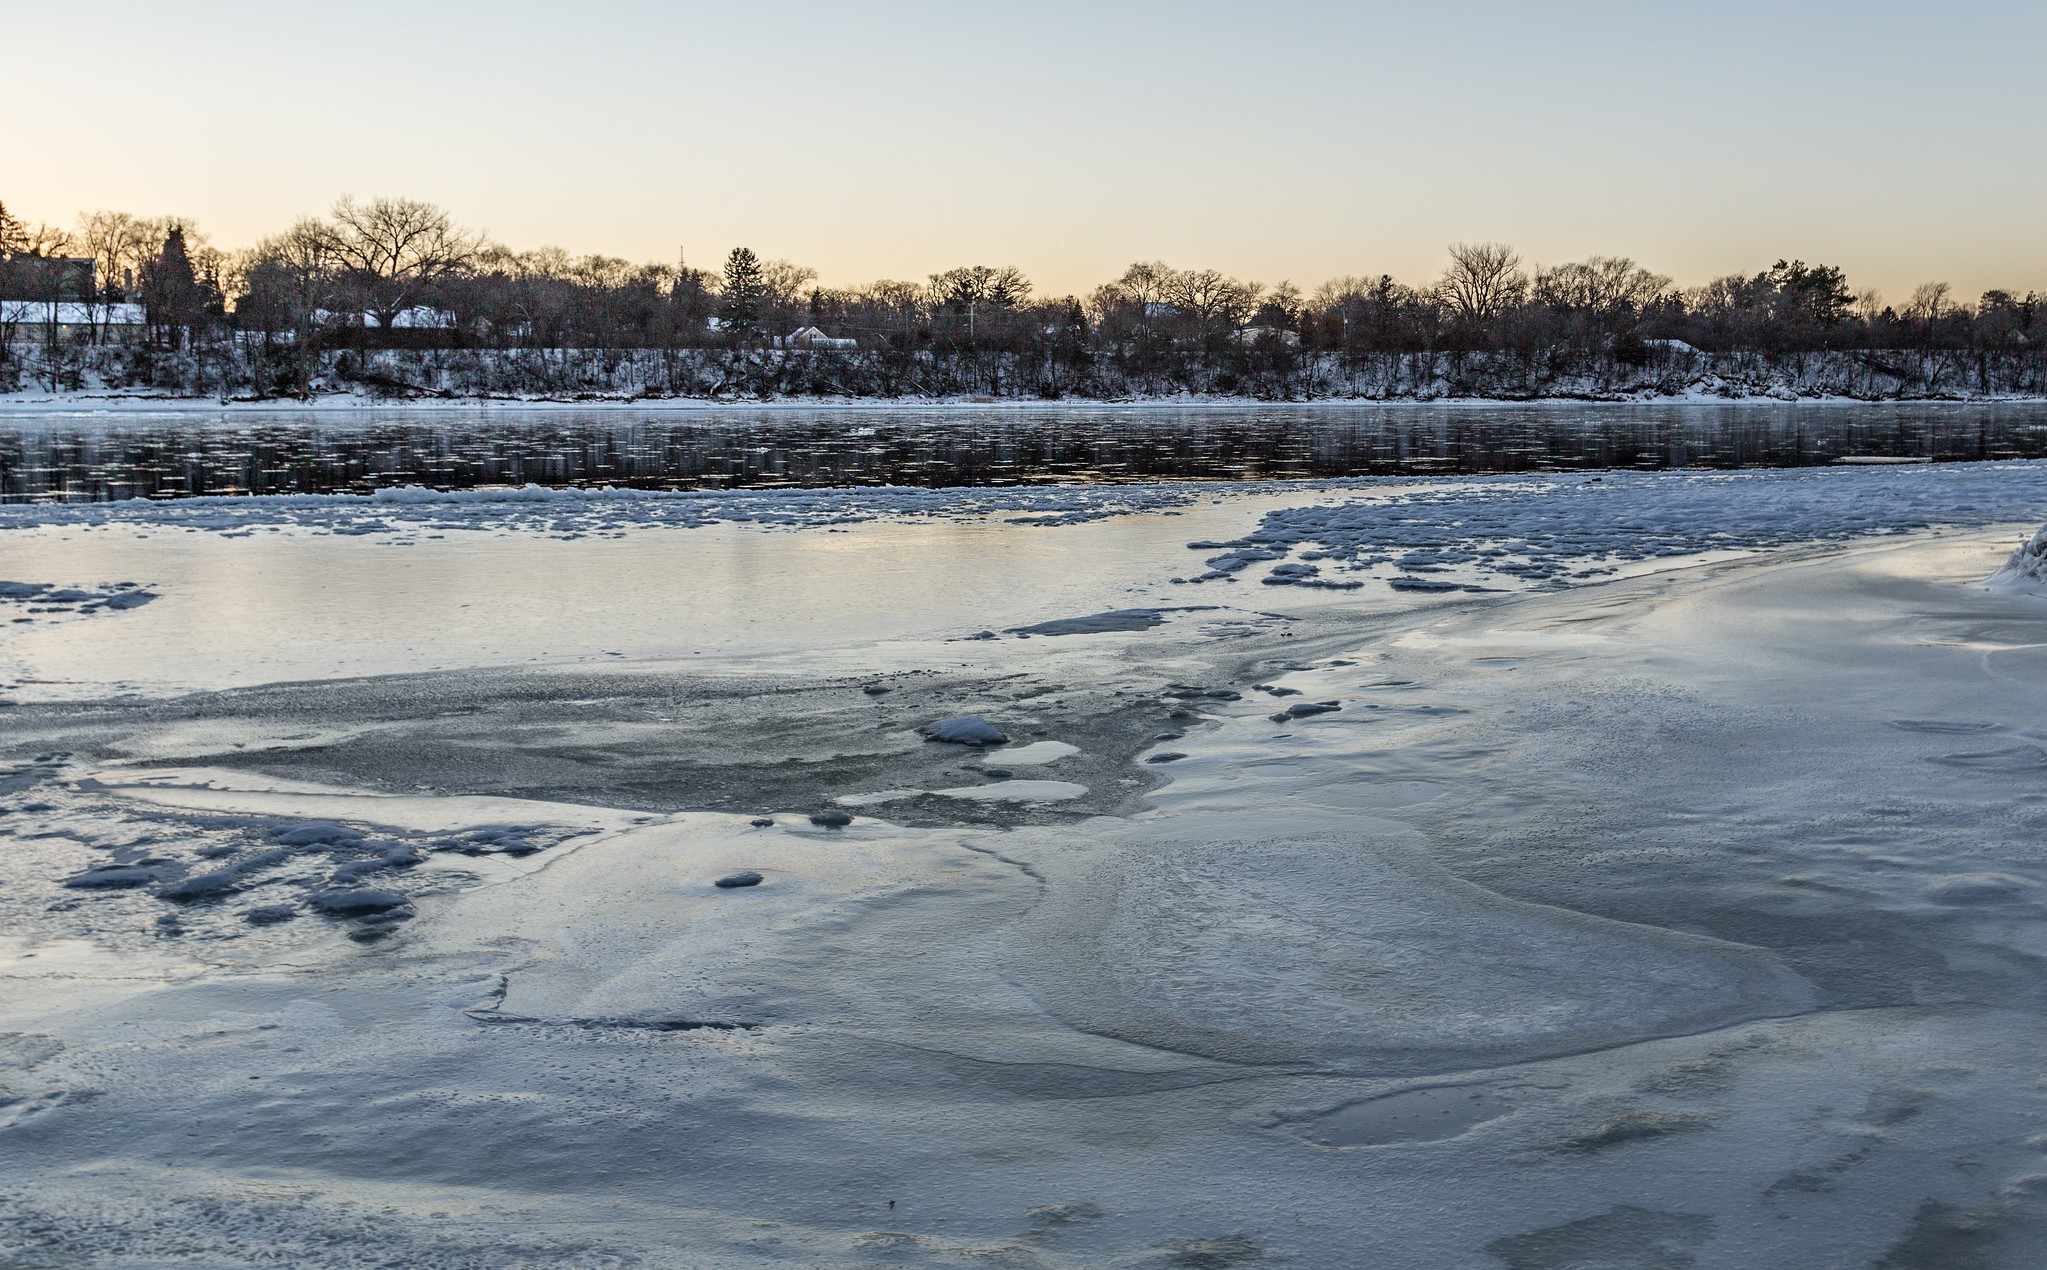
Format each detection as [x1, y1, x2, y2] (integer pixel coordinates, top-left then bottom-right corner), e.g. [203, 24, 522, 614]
[5, 446, 2047, 1267]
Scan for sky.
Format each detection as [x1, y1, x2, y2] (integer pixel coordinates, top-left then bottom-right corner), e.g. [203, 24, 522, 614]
[7, 0, 2044, 304]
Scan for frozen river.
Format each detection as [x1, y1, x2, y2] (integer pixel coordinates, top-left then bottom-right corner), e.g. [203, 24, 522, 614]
[3, 410, 2047, 1267]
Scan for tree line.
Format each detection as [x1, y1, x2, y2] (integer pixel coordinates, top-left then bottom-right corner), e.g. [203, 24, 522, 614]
[2, 194, 2041, 399]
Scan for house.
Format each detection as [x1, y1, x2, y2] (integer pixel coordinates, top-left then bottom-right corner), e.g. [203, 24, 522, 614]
[1231, 325, 1300, 347]
[777, 326, 858, 350]
[1, 301, 147, 341]
[310, 306, 458, 329]
[0, 255, 96, 302]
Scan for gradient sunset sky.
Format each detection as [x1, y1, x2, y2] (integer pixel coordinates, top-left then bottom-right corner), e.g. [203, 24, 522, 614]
[10, 0, 2044, 304]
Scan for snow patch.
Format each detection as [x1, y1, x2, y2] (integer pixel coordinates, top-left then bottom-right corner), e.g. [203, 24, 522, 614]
[1986, 523, 2047, 594]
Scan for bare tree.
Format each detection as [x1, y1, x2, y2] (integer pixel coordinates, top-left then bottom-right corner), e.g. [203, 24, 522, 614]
[2, 220, 79, 384]
[1437, 242, 1526, 325]
[1102, 261, 1175, 313]
[928, 265, 1030, 340]
[239, 217, 345, 393]
[74, 210, 157, 343]
[1531, 256, 1669, 315]
[758, 258, 820, 332]
[1906, 281, 1953, 323]
[1165, 268, 1257, 334]
[323, 196, 482, 329]
[760, 259, 820, 304]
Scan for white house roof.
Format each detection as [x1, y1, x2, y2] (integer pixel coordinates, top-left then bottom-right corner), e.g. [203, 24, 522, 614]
[310, 306, 458, 329]
[1, 301, 146, 324]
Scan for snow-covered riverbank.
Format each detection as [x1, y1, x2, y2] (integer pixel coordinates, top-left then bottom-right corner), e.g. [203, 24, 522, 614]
[4, 344, 2042, 412]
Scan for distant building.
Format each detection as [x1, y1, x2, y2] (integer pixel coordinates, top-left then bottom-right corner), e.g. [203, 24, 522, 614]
[1, 301, 146, 340]
[1232, 325, 1300, 347]
[0, 255, 96, 302]
[777, 326, 858, 350]
[311, 306, 458, 329]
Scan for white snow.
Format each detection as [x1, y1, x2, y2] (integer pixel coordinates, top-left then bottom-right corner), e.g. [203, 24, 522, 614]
[1986, 521, 2047, 593]
[991, 740, 1080, 765]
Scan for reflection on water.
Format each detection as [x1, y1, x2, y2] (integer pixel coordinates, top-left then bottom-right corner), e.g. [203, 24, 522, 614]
[4, 402, 2046, 501]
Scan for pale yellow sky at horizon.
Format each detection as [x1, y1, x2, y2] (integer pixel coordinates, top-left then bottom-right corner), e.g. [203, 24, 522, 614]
[10, 0, 2044, 306]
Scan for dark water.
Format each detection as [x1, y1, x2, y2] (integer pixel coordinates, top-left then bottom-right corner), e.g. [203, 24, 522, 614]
[3, 403, 2046, 502]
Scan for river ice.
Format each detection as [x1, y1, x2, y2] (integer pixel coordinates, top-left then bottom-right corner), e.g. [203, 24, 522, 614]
[3, 461, 2047, 1266]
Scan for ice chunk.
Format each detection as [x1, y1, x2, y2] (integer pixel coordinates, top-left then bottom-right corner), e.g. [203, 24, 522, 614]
[1146, 753, 1188, 764]
[273, 821, 364, 846]
[308, 889, 408, 914]
[1008, 609, 1167, 636]
[158, 847, 298, 899]
[156, 868, 244, 899]
[920, 716, 1008, 746]
[242, 904, 297, 925]
[1388, 577, 1462, 592]
[62, 866, 157, 889]
[1285, 701, 1343, 718]
[808, 809, 854, 827]
[714, 871, 765, 888]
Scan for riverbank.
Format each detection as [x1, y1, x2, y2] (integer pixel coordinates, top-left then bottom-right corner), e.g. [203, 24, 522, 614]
[7, 387, 2047, 414]
[5, 344, 2041, 411]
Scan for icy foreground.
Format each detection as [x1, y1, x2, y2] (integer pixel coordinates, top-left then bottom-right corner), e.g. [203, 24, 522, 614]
[4, 467, 2047, 1267]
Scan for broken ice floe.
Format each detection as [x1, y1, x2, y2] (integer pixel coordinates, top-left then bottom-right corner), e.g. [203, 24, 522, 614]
[836, 780, 1089, 806]
[1199, 463, 2047, 591]
[1005, 607, 1217, 636]
[1269, 701, 1342, 722]
[920, 716, 1008, 746]
[0, 580, 158, 626]
[0, 482, 1209, 541]
[16, 764, 596, 949]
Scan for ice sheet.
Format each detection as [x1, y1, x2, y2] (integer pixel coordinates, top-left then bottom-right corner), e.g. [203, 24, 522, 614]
[7, 471, 2047, 1266]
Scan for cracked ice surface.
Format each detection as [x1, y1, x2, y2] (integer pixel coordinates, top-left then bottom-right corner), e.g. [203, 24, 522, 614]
[4, 464, 2047, 1266]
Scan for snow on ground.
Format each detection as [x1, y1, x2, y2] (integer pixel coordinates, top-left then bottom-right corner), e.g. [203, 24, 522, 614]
[4, 463, 2047, 1266]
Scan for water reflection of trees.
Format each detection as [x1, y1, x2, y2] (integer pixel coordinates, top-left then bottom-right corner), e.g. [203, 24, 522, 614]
[4, 407, 2045, 502]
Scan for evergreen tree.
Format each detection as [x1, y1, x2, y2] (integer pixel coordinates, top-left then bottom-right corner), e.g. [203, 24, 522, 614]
[721, 247, 764, 334]
[0, 200, 24, 256]
[141, 226, 202, 348]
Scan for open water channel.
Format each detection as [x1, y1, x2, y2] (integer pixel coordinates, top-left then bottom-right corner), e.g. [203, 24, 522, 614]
[3, 400, 2047, 500]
